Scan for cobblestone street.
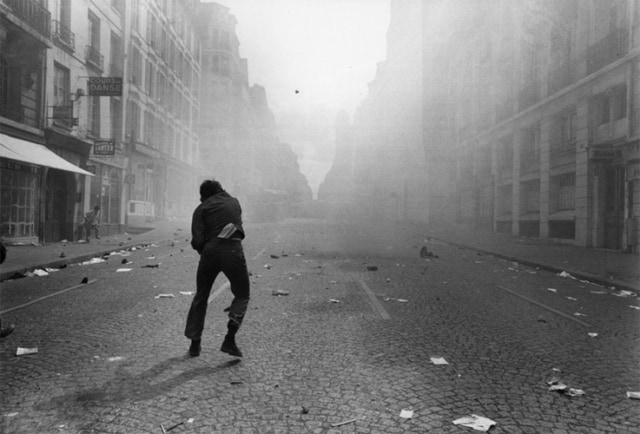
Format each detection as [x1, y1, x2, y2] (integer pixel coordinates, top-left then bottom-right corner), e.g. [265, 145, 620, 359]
[1, 219, 639, 433]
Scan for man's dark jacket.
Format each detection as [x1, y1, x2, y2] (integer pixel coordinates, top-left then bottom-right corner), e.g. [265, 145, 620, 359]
[191, 191, 245, 254]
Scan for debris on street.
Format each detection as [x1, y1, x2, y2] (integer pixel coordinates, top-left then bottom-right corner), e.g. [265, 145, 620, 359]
[81, 257, 106, 265]
[270, 254, 280, 259]
[547, 288, 557, 293]
[430, 357, 449, 365]
[329, 299, 340, 303]
[565, 296, 577, 301]
[573, 312, 587, 317]
[452, 414, 496, 431]
[588, 332, 598, 337]
[384, 297, 408, 302]
[400, 409, 414, 418]
[81, 277, 89, 284]
[116, 268, 132, 272]
[121, 259, 131, 264]
[628, 305, 640, 310]
[272, 289, 289, 296]
[107, 356, 124, 362]
[330, 417, 359, 427]
[155, 294, 175, 299]
[420, 246, 439, 258]
[613, 290, 635, 298]
[627, 391, 640, 399]
[558, 271, 576, 279]
[366, 266, 378, 271]
[548, 379, 585, 396]
[142, 264, 160, 268]
[16, 347, 38, 356]
[180, 291, 194, 295]
[32, 269, 49, 276]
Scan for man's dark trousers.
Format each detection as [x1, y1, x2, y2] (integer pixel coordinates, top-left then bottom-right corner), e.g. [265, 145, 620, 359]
[185, 239, 250, 340]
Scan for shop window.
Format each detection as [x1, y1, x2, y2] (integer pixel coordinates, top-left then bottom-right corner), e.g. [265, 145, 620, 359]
[551, 172, 575, 212]
[0, 168, 38, 239]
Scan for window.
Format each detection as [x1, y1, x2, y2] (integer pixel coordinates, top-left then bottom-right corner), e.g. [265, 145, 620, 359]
[110, 98, 122, 143]
[88, 96, 100, 136]
[88, 13, 100, 50]
[552, 173, 575, 211]
[60, 0, 71, 28]
[520, 180, 540, 213]
[598, 85, 627, 125]
[129, 45, 141, 85]
[520, 124, 540, 166]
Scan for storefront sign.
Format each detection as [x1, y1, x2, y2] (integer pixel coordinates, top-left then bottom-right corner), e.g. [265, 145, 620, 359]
[87, 77, 123, 96]
[93, 140, 116, 156]
[0, 159, 39, 173]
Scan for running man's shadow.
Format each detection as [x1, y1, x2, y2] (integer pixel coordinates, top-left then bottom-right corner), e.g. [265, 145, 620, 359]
[36, 355, 241, 410]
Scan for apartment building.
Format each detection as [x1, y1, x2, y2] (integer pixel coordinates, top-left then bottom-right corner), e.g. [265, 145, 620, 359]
[1, 0, 94, 244]
[434, 0, 640, 253]
[125, 0, 201, 225]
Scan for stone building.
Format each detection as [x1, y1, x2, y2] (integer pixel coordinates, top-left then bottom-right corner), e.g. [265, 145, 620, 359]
[435, 0, 640, 252]
[197, 2, 311, 221]
[1, 0, 93, 244]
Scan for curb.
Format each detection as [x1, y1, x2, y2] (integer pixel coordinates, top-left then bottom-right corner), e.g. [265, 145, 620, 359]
[436, 239, 640, 295]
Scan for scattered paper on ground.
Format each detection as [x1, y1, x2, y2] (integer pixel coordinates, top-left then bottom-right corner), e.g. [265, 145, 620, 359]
[430, 357, 449, 365]
[558, 271, 576, 279]
[628, 306, 640, 310]
[155, 294, 175, 299]
[573, 312, 587, 317]
[180, 291, 194, 295]
[613, 290, 635, 298]
[107, 356, 124, 362]
[452, 414, 497, 432]
[565, 296, 577, 301]
[81, 258, 106, 265]
[588, 332, 598, 337]
[32, 269, 49, 276]
[329, 299, 340, 303]
[16, 347, 38, 356]
[272, 289, 289, 296]
[400, 409, 414, 418]
[116, 268, 132, 272]
[627, 391, 640, 399]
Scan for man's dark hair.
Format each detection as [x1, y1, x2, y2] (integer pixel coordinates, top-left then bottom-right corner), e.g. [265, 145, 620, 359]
[200, 179, 224, 201]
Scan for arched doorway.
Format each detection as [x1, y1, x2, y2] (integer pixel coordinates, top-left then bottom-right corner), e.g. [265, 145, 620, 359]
[44, 169, 74, 242]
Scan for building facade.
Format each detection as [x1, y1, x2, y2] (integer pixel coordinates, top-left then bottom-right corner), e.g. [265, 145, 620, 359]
[435, 0, 640, 252]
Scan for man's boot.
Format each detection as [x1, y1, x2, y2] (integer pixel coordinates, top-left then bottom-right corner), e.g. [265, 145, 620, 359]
[0, 323, 15, 339]
[220, 320, 242, 357]
[189, 339, 201, 357]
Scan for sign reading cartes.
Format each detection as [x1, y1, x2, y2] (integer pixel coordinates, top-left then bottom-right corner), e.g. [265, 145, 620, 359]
[87, 77, 123, 96]
[93, 140, 116, 156]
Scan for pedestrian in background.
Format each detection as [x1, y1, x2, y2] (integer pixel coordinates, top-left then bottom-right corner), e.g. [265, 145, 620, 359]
[185, 179, 250, 358]
[0, 240, 15, 338]
[84, 205, 101, 242]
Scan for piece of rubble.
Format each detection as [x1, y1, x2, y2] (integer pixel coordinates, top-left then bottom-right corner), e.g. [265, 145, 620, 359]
[400, 409, 414, 418]
[155, 294, 175, 299]
[627, 391, 640, 399]
[430, 357, 448, 365]
[272, 289, 289, 296]
[116, 268, 132, 272]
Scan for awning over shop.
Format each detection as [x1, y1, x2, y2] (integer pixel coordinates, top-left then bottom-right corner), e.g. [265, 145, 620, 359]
[0, 133, 93, 176]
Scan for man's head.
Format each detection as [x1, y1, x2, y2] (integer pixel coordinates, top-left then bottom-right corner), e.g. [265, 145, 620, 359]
[200, 179, 224, 202]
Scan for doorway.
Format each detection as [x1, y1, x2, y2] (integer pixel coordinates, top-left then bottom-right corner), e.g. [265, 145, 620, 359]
[44, 169, 71, 242]
[604, 166, 625, 249]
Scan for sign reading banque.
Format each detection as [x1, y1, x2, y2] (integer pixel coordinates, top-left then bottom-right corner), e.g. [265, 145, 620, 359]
[87, 77, 123, 96]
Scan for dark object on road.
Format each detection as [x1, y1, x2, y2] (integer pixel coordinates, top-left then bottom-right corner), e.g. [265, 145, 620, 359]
[142, 264, 159, 268]
[0, 323, 15, 339]
[60, 252, 66, 258]
[81, 277, 89, 284]
[221, 335, 243, 357]
[420, 246, 439, 258]
[121, 258, 129, 264]
[301, 406, 309, 414]
[8, 271, 26, 280]
[160, 421, 184, 433]
[367, 266, 378, 271]
[270, 254, 280, 259]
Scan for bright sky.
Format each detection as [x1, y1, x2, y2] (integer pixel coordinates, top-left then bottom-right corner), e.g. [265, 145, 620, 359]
[209, 0, 390, 196]
[213, 0, 390, 117]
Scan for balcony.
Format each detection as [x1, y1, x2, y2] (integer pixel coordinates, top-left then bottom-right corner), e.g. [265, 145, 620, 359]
[52, 20, 75, 52]
[586, 29, 629, 75]
[6, 0, 51, 39]
[85, 45, 104, 71]
[548, 60, 577, 96]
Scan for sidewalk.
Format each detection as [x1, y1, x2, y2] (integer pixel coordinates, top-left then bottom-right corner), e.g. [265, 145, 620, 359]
[423, 222, 640, 294]
[0, 218, 190, 282]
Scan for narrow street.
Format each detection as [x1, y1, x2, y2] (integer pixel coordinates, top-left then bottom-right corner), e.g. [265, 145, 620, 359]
[1, 219, 638, 433]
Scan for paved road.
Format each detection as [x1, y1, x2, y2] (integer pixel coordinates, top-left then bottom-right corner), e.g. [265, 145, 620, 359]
[1, 219, 638, 433]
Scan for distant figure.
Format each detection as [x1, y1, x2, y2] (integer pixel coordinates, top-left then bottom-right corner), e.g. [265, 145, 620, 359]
[84, 205, 101, 241]
[0, 241, 15, 339]
[185, 179, 250, 358]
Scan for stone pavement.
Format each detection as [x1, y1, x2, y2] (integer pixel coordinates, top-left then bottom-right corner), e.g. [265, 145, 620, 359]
[0, 218, 190, 282]
[1, 217, 639, 294]
[420, 222, 640, 294]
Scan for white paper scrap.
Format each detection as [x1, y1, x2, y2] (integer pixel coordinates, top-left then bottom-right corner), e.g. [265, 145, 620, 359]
[565, 296, 577, 301]
[16, 347, 38, 356]
[558, 271, 576, 279]
[329, 299, 340, 303]
[107, 356, 124, 362]
[180, 291, 194, 295]
[566, 388, 585, 397]
[573, 312, 587, 317]
[588, 332, 598, 337]
[629, 306, 640, 310]
[430, 357, 449, 365]
[81, 258, 106, 265]
[547, 288, 557, 293]
[155, 294, 175, 299]
[453, 414, 497, 432]
[116, 268, 132, 272]
[399, 409, 414, 419]
[32, 269, 49, 276]
[4, 412, 19, 417]
[613, 290, 634, 298]
[627, 391, 640, 399]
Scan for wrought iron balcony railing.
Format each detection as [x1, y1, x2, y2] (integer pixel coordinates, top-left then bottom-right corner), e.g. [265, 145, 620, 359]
[85, 45, 104, 71]
[52, 20, 75, 51]
[586, 28, 629, 75]
[6, 0, 51, 38]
